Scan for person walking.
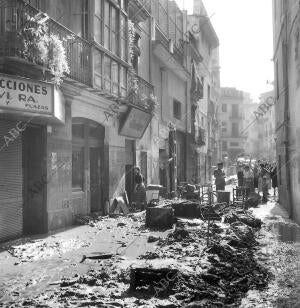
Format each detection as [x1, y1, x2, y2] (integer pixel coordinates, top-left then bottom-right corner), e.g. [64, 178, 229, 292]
[237, 163, 244, 187]
[262, 176, 268, 203]
[243, 165, 254, 192]
[270, 163, 278, 196]
[253, 163, 259, 191]
[214, 162, 226, 191]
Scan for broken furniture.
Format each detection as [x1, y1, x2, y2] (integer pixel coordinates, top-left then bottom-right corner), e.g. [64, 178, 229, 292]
[145, 207, 174, 228]
[130, 267, 179, 293]
[200, 185, 217, 205]
[216, 191, 230, 204]
[110, 196, 129, 215]
[232, 187, 249, 209]
[171, 200, 200, 218]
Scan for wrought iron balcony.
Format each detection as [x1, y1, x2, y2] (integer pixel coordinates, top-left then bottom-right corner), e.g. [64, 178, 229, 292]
[0, 0, 92, 86]
[129, 0, 151, 23]
[126, 73, 156, 112]
[155, 26, 184, 66]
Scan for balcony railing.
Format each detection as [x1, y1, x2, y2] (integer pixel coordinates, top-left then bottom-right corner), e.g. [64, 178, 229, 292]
[129, 0, 151, 23]
[126, 73, 155, 112]
[0, 0, 92, 86]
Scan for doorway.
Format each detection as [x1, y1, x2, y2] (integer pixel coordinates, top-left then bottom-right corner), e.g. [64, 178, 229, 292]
[72, 119, 104, 214]
[23, 125, 47, 234]
[90, 147, 101, 212]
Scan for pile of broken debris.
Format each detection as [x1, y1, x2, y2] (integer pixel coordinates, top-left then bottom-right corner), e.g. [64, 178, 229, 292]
[19, 200, 271, 308]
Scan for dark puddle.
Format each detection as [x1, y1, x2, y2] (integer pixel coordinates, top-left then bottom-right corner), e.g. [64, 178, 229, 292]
[270, 221, 300, 242]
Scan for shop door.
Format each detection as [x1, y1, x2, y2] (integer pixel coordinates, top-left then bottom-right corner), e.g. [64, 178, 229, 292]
[23, 125, 47, 234]
[90, 147, 101, 212]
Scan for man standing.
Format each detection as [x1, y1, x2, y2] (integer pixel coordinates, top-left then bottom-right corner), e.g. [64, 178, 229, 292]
[134, 167, 146, 210]
[214, 162, 226, 191]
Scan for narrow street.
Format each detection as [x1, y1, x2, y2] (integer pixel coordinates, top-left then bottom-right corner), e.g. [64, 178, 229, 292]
[0, 185, 299, 307]
[1, 0, 300, 307]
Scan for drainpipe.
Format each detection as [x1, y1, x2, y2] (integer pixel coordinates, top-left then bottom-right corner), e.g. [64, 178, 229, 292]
[283, 6, 293, 219]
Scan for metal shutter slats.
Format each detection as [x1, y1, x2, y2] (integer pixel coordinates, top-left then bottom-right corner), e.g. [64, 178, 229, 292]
[0, 120, 23, 242]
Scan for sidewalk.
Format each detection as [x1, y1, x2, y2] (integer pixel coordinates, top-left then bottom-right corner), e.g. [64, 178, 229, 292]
[241, 197, 300, 307]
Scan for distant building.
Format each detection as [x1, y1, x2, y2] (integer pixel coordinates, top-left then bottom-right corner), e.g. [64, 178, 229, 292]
[258, 91, 276, 161]
[219, 88, 246, 162]
[243, 101, 261, 158]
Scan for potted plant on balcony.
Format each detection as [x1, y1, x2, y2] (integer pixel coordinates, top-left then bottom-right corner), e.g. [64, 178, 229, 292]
[17, 13, 70, 85]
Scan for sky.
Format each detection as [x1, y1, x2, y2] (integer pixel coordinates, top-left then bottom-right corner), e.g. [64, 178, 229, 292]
[176, 0, 274, 101]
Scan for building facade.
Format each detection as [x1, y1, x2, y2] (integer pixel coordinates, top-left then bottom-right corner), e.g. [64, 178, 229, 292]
[219, 87, 246, 163]
[0, 0, 221, 241]
[273, 0, 300, 224]
[0, 0, 158, 241]
[187, 0, 220, 184]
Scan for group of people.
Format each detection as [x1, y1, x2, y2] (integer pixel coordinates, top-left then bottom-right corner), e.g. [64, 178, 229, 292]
[237, 160, 278, 202]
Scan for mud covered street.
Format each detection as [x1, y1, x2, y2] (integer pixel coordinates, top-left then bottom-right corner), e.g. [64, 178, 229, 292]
[0, 198, 299, 307]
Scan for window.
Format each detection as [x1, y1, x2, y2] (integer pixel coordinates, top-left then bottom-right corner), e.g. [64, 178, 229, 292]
[72, 147, 84, 190]
[103, 1, 119, 53]
[232, 123, 239, 137]
[94, 50, 102, 88]
[72, 0, 89, 38]
[120, 14, 127, 60]
[232, 104, 239, 117]
[222, 141, 227, 151]
[221, 122, 226, 126]
[120, 66, 127, 97]
[230, 142, 239, 147]
[94, 0, 103, 44]
[173, 99, 182, 120]
[222, 127, 227, 133]
[94, 49, 127, 96]
[222, 104, 227, 112]
[103, 55, 111, 91]
[111, 60, 118, 95]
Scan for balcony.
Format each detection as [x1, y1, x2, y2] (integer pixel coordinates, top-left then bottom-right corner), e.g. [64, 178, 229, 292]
[125, 73, 155, 113]
[129, 0, 151, 23]
[155, 24, 185, 67]
[0, 0, 92, 86]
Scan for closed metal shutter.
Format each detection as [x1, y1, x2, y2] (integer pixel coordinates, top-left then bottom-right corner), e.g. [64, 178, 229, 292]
[0, 120, 23, 241]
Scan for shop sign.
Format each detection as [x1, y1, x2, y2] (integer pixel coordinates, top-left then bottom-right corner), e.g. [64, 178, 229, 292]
[119, 107, 152, 139]
[0, 73, 53, 115]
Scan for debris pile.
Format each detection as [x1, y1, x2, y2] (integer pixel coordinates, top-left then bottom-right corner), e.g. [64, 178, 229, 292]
[11, 199, 272, 308]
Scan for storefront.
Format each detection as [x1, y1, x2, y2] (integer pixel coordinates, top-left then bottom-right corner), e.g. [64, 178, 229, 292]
[71, 119, 105, 215]
[0, 73, 64, 241]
